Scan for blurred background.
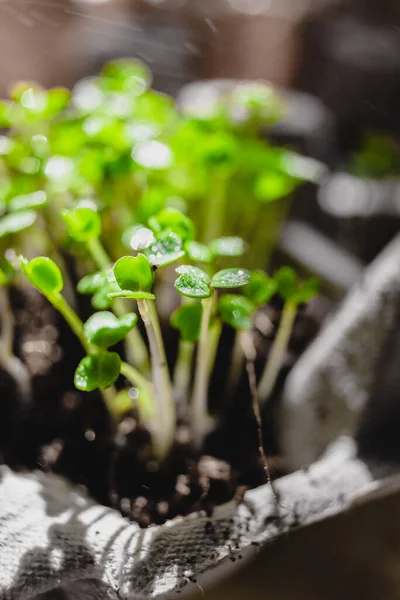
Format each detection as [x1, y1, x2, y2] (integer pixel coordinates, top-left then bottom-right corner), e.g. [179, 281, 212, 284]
[2, 1, 400, 598]
[3, 0, 400, 289]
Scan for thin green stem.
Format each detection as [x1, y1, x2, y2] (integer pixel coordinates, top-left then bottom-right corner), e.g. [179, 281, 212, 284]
[258, 301, 297, 405]
[87, 237, 112, 271]
[120, 361, 151, 392]
[0, 285, 32, 403]
[203, 173, 227, 243]
[50, 292, 118, 417]
[241, 331, 280, 506]
[86, 236, 150, 373]
[173, 340, 194, 414]
[191, 290, 216, 448]
[226, 329, 245, 396]
[207, 319, 222, 378]
[137, 298, 175, 458]
[51, 293, 92, 354]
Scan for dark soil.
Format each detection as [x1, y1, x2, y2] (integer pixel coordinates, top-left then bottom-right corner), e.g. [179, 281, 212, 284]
[0, 284, 323, 527]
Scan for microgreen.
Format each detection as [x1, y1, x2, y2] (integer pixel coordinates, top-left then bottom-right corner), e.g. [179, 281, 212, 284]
[210, 268, 251, 289]
[219, 295, 256, 331]
[0, 211, 37, 238]
[20, 256, 63, 296]
[113, 254, 154, 298]
[174, 265, 211, 299]
[243, 270, 277, 306]
[63, 206, 101, 242]
[209, 236, 246, 258]
[8, 59, 322, 465]
[74, 352, 121, 392]
[171, 302, 203, 342]
[149, 208, 195, 244]
[83, 311, 138, 349]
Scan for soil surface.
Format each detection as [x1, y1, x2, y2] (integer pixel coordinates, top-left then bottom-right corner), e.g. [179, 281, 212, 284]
[0, 284, 322, 527]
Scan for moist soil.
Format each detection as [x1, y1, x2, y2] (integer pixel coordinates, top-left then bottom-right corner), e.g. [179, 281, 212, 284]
[0, 284, 322, 527]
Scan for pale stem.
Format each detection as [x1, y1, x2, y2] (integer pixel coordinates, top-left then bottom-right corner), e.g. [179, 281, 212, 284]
[203, 173, 227, 243]
[226, 329, 245, 396]
[258, 301, 297, 404]
[191, 291, 216, 447]
[50, 293, 118, 416]
[241, 331, 280, 506]
[173, 340, 194, 415]
[207, 319, 222, 378]
[86, 237, 150, 373]
[0, 285, 32, 403]
[137, 298, 175, 457]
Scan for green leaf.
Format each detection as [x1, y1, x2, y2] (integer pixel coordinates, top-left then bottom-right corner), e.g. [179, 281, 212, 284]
[219, 295, 256, 331]
[144, 232, 184, 267]
[138, 186, 166, 224]
[74, 352, 121, 391]
[77, 270, 107, 295]
[291, 277, 320, 304]
[274, 266, 298, 301]
[101, 58, 151, 95]
[199, 133, 238, 170]
[0, 101, 12, 127]
[133, 140, 172, 170]
[0, 268, 7, 286]
[185, 241, 213, 264]
[108, 290, 155, 300]
[20, 256, 63, 296]
[0, 210, 36, 238]
[149, 208, 194, 244]
[113, 254, 154, 293]
[122, 224, 155, 251]
[9, 190, 47, 212]
[175, 265, 211, 299]
[244, 270, 277, 306]
[209, 236, 246, 258]
[63, 206, 101, 242]
[171, 302, 203, 342]
[84, 311, 137, 349]
[176, 265, 210, 283]
[46, 88, 71, 116]
[211, 268, 251, 289]
[254, 171, 296, 202]
[229, 82, 284, 126]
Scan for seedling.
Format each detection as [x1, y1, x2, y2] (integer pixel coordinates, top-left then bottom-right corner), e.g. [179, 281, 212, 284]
[1, 61, 321, 467]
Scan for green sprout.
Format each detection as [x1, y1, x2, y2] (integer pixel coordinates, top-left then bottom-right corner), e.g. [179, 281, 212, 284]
[2, 61, 322, 469]
[257, 267, 319, 404]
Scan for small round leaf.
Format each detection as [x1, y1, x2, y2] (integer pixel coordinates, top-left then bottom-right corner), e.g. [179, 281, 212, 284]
[63, 206, 101, 242]
[9, 191, 47, 212]
[77, 270, 107, 295]
[113, 254, 154, 293]
[211, 268, 251, 289]
[254, 171, 296, 202]
[0, 210, 36, 238]
[108, 290, 155, 300]
[291, 277, 320, 304]
[149, 208, 194, 244]
[144, 232, 184, 267]
[244, 270, 277, 306]
[274, 266, 298, 301]
[20, 256, 63, 296]
[175, 265, 211, 299]
[171, 302, 203, 342]
[219, 295, 256, 331]
[74, 352, 121, 391]
[84, 311, 137, 349]
[185, 241, 213, 264]
[209, 236, 246, 258]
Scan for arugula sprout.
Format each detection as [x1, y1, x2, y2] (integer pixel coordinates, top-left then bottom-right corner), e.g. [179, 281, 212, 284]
[8, 60, 322, 464]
